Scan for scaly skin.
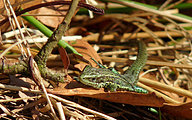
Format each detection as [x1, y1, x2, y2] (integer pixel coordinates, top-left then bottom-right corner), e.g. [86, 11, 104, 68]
[123, 40, 147, 85]
[79, 40, 147, 92]
[79, 66, 135, 92]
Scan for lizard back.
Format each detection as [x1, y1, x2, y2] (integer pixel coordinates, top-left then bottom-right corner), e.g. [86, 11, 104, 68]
[80, 65, 135, 91]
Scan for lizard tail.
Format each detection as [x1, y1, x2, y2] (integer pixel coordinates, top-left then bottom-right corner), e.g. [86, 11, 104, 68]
[123, 40, 147, 85]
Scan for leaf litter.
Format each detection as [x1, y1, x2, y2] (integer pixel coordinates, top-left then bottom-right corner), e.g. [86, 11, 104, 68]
[1, 0, 192, 119]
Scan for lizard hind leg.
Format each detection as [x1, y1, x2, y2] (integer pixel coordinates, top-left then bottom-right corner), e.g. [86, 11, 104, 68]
[104, 82, 118, 92]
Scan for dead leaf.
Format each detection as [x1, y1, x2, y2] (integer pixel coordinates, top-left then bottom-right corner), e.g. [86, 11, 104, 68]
[47, 88, 165, 107]
[162, 102, 192, 119]
[59, 47, 70, 71]
[74, 63, 88, 71]
[37, 103, 50, 113]
[72, 39, 102, 70]
[0, 0, 42, 33]
[66, 27, 92, 36]
[36, 0, 72, 28]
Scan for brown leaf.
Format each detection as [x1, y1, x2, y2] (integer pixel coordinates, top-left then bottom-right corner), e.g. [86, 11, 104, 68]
[162, 102, 192, 119]
[72, 39, 102, 70]
[36, 0, 69, 28]
[0, 0, 42, 33]
[36, 0, 76, 28]
[47, 88, 165, 107]
[74, 63, 88, 71]
[59, 47, 70, 71]
[66, 27, 92, 36]
[38, 103, 50, 113]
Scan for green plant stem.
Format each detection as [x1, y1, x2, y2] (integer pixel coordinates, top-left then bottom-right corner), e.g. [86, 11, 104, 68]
[20, 9, 82, 56]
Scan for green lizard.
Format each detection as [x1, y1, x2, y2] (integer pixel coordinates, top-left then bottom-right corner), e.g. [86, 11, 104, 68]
[123, 40, 147, 85]
[79, 40, 148, 93]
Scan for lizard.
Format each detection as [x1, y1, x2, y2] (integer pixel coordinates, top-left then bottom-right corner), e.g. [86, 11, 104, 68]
[79, 40, 148, 93]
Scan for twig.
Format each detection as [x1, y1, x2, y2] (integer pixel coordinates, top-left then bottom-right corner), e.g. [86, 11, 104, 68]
[108, 0, 192, 23]
[100, 57, 192, 69]
[0, 83, 43, 94]
[56, 102, 66, 120]
[48, 94, 117, 120]
[0, 96, 41, 103]
[137, 82, 180, 103]
[158, 0, 172, 10]
[82, 30, 192, 42]
[139, 77, 192, 99]
[164, 0, 185, 10]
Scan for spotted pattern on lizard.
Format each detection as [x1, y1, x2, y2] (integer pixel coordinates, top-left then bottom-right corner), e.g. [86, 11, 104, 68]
[79, 40, 148, 93]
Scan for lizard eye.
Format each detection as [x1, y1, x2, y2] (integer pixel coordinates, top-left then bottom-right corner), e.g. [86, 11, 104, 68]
[92, 78, 96, 82]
